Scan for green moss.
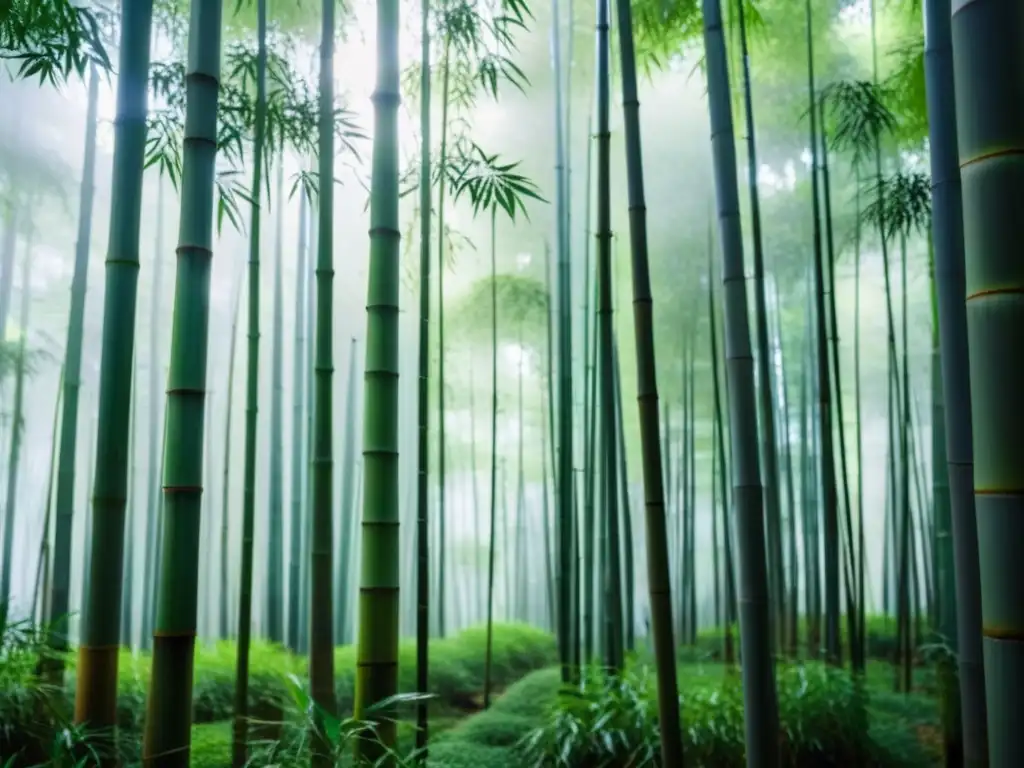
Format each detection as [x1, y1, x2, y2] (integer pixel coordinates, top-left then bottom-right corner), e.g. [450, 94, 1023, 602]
[58, 622, 554, 734]
[425, 741, 516, 768]
[190, 721, 232, 767]
[330, 622, 555, 713]
[489, 667, 560, 717]
[438, 710, 537, 748]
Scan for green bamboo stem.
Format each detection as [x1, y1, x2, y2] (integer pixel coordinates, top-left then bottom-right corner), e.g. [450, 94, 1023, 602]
[896, 232, 912, 693]
[594, 0, 622, 672]
[771, 284, 800, 659]
[686, 340, 697, 642]
[612, 338, 635, 652]
[219, 255, 244, 642]
[803, 0, 841, 667]
[433, 35, 451, 643]
[32, 368, 62, 629]
[353, 0, 401, 755]
[121, 362, 139, 647]
[141, 0, 224, 759]
[1, 222, 33, 607]
[266, 158, 285, 644]
[468, 355, 483, 620]
[707, 231, 736, 664]
[337, 338, 359, 644]
[287, 189, 309, 651]
[735, 0, 785, 651]
[143, 179, 167, 650]
[74, 0, 153, 747]
[415, 0, 432, 750]
[924, 0, 987, 759]
[483, 211, 499, 707]
[801, 268, 821, 656]
[0, 199, 18, 338]
[309, 0, 338, 758]
[703, 0, 780, 763]
[551, 0, 576, 683]
[853, 168, 866, 671]
[614, 0, 683, 757]
[818, 107, 861, 668]
[515, 323, 527, 622]
[233, 0, 267, 760]
[541, 244, 557, 632]
[48, 61, 99, 681]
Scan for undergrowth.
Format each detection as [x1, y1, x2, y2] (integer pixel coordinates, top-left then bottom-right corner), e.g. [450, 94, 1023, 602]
[518, 662, 939, 767]
[0, 616, 945, 767]
[0, 622, 555, 765]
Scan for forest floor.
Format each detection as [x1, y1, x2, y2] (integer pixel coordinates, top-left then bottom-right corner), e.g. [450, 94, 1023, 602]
[189, 659, 944, 767]
[0, 623, 945, 766]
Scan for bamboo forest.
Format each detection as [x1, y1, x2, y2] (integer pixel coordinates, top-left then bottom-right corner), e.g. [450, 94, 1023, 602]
[0, 0, 1019, 765]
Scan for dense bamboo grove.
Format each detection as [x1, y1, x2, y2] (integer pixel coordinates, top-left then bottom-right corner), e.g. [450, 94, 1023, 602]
[0, 0, 1019, 766]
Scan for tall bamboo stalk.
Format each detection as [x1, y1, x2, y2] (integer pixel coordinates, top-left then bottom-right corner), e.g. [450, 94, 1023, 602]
[143, 179, 167, 648]
[818, 102, 859, 658]
[708, 237, 736, 665]
[735, 0, 784, 650]
[552, 0, 576, 683]
[309, 0, 338, 757]
[414, 0, 432, 749]
[287, 188, 310, 650]
[612, 338, 635, 652]
[614, 0, 683, 758]
[803, 0, 840, 666]
[1, 222, 32, 607]
[266, 159, 286, 644]
[32, 369, 62, 629]
[220, 256, 244, 641]
[353, 0, 401, 755]
[703, 0, 780, 763]
[233, 0, 267, 759]
[924, 0, 987, 760]
[48, 61, 99, 681]
[142, 0, 224, 758]
[74, 0, 154, 746]
[594, 0, 622, 672]
[483, 212, 499, 707]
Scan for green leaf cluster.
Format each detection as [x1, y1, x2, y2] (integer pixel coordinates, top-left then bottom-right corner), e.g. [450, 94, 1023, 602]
[0, 0, 110, 85]
[144, 31, 366, 232]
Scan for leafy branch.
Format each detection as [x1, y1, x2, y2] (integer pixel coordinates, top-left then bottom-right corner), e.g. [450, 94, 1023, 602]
[819, 79, 898, 170]
[435, 0, 532, 103]
[0, 0, 111, 84]
[859, 169, 931, 244]
[449, 142, 546, 222]
[144, 33, 367, 232]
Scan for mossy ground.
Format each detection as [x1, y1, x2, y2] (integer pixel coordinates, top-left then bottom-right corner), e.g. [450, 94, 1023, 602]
[0, 619, 945, 766]
[188, 660, 942, 766]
